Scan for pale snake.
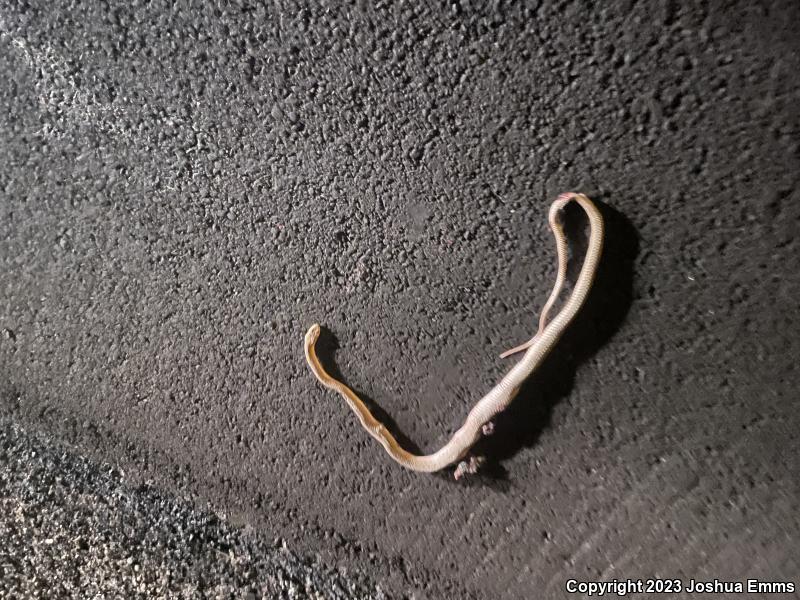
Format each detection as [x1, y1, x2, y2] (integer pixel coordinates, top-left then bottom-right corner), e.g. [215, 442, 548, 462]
[304, 192, 604, 478]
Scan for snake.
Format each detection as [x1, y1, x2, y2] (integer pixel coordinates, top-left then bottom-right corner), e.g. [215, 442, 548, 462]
[304, 192, 604, 478]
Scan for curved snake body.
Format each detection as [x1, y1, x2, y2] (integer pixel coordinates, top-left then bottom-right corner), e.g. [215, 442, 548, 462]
[304, 193, 604, 477]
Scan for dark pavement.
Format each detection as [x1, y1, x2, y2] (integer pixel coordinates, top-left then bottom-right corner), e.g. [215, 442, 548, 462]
[1, 1, 798, 598]
[0, 418, 386, 599]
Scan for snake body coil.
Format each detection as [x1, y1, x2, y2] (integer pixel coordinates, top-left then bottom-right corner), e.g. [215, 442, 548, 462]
[304, 193, 604, 477]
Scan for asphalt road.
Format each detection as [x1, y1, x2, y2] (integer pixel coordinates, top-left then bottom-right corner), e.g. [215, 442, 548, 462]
[1, 1, 798, 598]
[0, 418, 386, 599]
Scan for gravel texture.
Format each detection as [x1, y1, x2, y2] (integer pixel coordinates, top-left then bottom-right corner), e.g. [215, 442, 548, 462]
[0, 418, 387, 599]
[1, 0, 798, 598]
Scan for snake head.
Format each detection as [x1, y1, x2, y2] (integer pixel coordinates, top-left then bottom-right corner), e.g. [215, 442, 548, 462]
[305, 323, 322, 346]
